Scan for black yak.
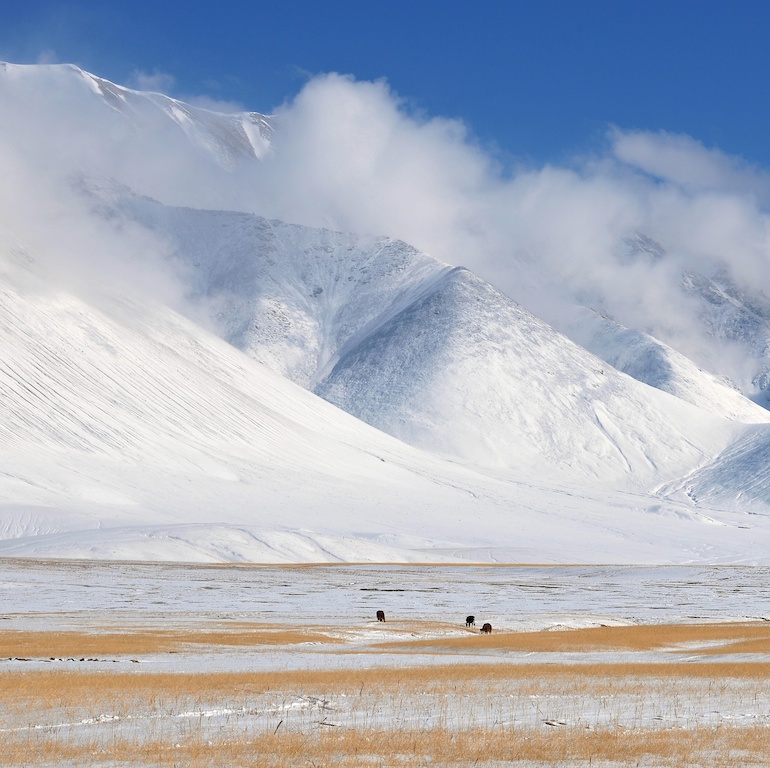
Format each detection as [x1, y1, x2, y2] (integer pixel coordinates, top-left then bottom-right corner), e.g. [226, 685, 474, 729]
[465, 615, 475, 627]
[376, 610, 385, 622]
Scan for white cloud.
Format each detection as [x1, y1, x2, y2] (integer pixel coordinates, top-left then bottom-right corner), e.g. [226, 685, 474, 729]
[241, 75, 770, 384]
[127, 68, 176, 94]
[611, 128, 770, 200]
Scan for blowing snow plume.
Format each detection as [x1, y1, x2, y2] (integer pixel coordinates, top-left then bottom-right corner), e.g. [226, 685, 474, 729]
[0, 61, 273, 321]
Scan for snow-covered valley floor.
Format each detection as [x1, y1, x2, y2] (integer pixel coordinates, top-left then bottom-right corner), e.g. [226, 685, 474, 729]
[2, 561, 770, 766]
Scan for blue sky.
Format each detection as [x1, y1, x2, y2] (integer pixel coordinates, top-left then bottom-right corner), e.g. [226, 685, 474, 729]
[2, 0, 769, 167]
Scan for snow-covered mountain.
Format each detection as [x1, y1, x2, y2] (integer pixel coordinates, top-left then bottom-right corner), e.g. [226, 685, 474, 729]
[681, 270, 770, 404]
[83, 186, 755, 481]
[97, 188, 758, 487]
[3, 62, 770, 563]
[108, 188, 450, 390]
[315, 265, 730, 483]
[0, 232, 495, 561]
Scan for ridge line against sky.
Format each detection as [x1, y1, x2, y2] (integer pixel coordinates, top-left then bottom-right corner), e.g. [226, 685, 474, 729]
[1, 0, 770, 167]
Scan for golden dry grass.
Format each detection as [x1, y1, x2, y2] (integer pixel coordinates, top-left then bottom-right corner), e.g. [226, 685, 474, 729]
[4, 724, 770, 767]
[4, 659, 770, 766]
[377, 621, 770, 654]
[4, 620, 770, 766]
[0, 627, 340, 658]
[5, 621, 770, 660]
[3, 659, 770, 707]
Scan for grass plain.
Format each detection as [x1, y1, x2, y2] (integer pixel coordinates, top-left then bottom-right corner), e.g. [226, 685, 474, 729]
[3, 622, 770, 766]
[3, 561, 770, 766]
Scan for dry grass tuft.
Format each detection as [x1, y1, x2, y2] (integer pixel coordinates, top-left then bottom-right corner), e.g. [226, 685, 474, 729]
[5, 619, 770, 766]
[7, 621, 770, 661]
[4, 658, 770, 766]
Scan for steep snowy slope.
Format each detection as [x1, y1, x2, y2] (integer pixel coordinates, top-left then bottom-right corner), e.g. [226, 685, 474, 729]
[567, 308, 770, 424]
[550, 234, 770, 410]
[681, 270, 770, 404]
[660, 425, 770, 514]
[316, 266, 740, 485]
[0, 233, 479, 560]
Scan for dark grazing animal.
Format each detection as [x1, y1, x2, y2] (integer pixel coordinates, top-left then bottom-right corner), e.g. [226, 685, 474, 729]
[480, 622, 492, 634]
[376, 610, 385, 622]
[465, 615, 475, 627]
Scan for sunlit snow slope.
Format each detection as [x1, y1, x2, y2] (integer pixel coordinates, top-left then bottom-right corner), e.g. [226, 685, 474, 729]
[0, 234, 481, 561]
[568, 308, 770, 424]
[113, 191, 449, 390]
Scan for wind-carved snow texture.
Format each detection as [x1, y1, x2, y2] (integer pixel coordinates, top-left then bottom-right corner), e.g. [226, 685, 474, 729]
[316, 266, 738, 484]
[0, 238, 502, 560]
[662, 425, 770, 513]
[114, 191, 449, 390]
